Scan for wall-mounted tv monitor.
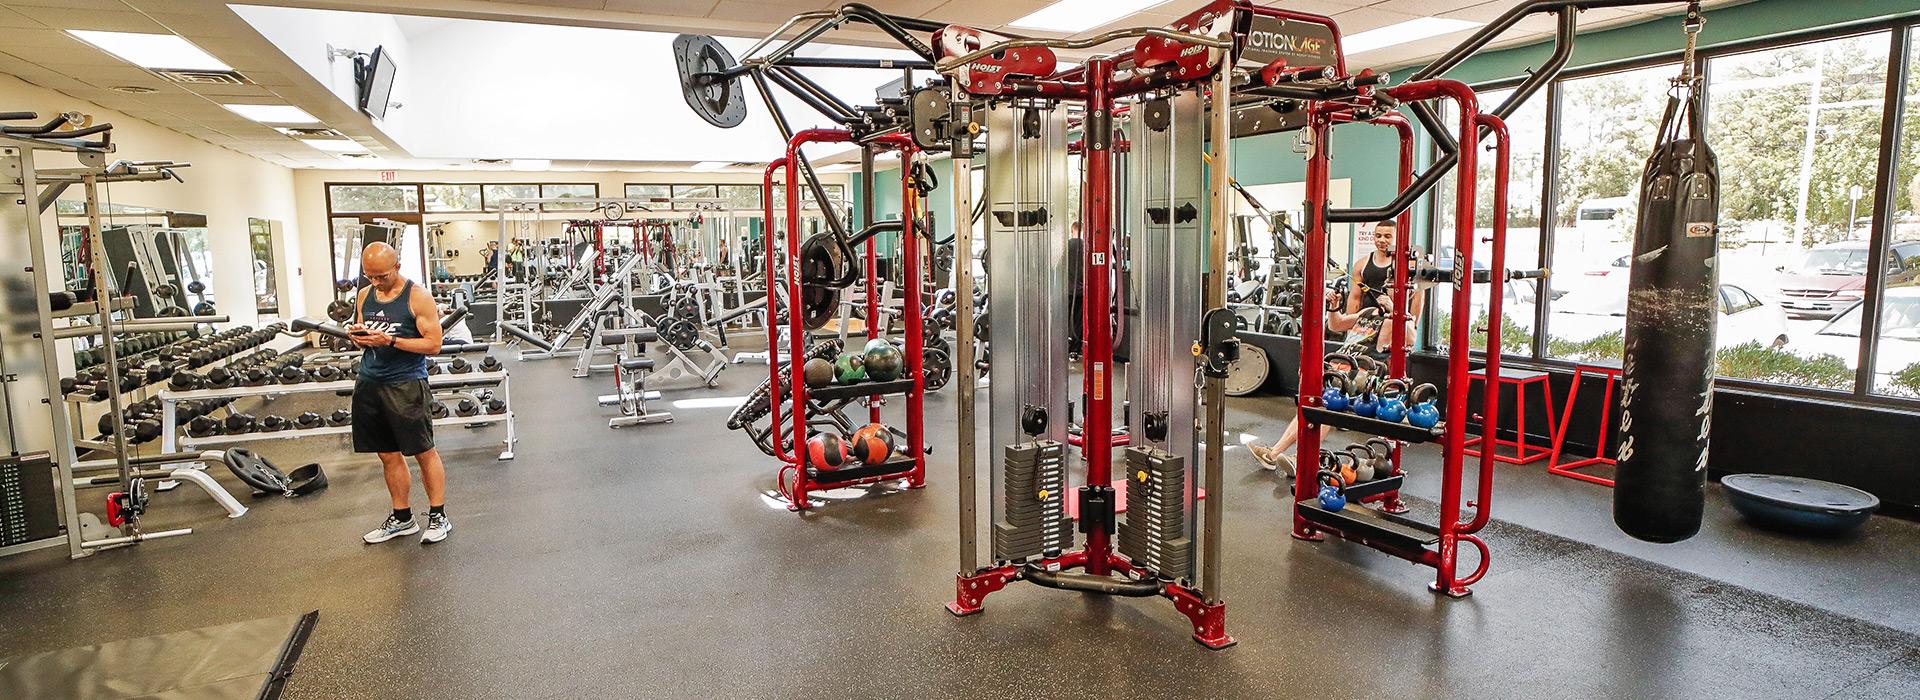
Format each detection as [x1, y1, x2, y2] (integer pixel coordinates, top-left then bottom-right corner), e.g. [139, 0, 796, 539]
[357, 46, 397, 121]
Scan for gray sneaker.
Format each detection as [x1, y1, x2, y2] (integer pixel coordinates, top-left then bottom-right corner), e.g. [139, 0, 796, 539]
[421, 512, 451, 544]
[363, 515, 419, 544]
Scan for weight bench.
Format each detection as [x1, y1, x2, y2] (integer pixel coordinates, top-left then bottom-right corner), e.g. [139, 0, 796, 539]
[599, 357, 672, 428]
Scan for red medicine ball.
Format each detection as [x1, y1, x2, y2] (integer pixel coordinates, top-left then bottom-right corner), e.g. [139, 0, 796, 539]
[806, 433, 848, 470]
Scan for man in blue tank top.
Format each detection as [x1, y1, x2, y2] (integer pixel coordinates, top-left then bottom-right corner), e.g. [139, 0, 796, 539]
[348, 242, 453, 545]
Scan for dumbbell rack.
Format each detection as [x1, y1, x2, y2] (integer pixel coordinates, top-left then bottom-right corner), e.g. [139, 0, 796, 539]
[60, 333, 283, 459]
[158, 370, 517, 461]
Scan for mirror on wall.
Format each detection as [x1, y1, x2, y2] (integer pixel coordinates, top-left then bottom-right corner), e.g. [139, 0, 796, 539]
[55, 201, 216, 317]
[249, 218, 282, 317]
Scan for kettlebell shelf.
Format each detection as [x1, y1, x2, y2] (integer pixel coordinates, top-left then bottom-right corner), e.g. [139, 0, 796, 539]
[806, 454, 920, 485]
[1296, 498, 1441, 552]
[156, 370, 518, 461]
[1299, 406, 1443, 444]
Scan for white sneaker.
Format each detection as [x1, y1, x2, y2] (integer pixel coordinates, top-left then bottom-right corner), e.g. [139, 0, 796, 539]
[421, 512, 452, 544]
[363, 514, 419, 544]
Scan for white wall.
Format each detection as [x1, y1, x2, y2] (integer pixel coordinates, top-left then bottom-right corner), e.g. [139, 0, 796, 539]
[0, 74, 303, 329]
[230, 4, 414, 136]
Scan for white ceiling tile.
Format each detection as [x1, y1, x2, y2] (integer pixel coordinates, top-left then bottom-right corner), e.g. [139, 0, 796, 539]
[12, 8, 165, 32]
[5, 0, 143, 11]
[1367, 0, 1486, 16]
[0, 6, 42, 27]
[603, 0, 719, 15]
[1329, 6, 1423, 34]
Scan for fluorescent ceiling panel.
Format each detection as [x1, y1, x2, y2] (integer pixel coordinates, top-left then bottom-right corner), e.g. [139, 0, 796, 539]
[223, 104, 320, 124]
[1010, 0, 1169, 33]
[67, 30, 232, 71]
[302, 139, 366, 152]
[1342, 18, 1483, 56]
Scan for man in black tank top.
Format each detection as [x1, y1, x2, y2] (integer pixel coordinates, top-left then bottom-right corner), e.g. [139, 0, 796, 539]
[347, 242, 453, 545]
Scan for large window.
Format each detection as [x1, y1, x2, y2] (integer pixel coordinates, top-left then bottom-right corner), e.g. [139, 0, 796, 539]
[423, 184, 481, 212]
[1705, 32, 1890, 390]
[1432, 87, 1549, 356]
[1870, 28, 1920, 398]
[541, 183, 597, 211]
[672, 184, 718, 210]
[328, 185, 417, 213]
[626, 184, 671, 208]
[1416, 20, 1920, 406]
[1541, 64, 1676, 363]
[482, 184, 540, 211]
[718, 184, 762, 210]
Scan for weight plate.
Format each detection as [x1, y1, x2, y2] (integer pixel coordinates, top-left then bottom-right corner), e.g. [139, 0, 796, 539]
[1223, 341, 1270, 397]
[659, 318, 701, 352]
[222, 447, 290, 494]
[673, 34, 747, 128]
[922, 347, 951, 391]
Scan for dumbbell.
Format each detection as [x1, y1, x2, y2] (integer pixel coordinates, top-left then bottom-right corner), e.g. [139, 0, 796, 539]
[224, 413, 257, 433]
[132, 418, 164, 444]
[295, 412, 324, 430]
[479, 355, 502, 372]
[425, 361, 443, 376]
[170, 372, 203, 391]
[428, 401, 450, 420]
[282, 353, 305, 368]
[259, 415, 290, 432]
[484, 397, 507, 415]
[187, 415, 221, 437]
[312, 365, 342, 382]
[449, 357, 473, 374]
[278, 365, 308, 384]
[243, 367, 272, 387]
[454, 398, 479, 417]
[205, 367, 236, 389]
[326, 409, 353, 427]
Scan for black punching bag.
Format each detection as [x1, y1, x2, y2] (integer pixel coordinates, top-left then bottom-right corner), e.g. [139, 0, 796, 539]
[1615, 79, 1719, 544]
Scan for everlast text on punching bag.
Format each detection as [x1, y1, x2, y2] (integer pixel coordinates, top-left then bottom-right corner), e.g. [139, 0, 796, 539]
[1615, 26, 1719, 544]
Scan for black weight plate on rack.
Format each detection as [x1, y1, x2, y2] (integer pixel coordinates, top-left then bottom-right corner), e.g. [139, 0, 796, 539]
[659, 318, 701, 352]
[674, 35, 747, 128]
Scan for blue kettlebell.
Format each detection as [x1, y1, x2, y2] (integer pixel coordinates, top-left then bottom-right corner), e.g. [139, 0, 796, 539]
[1375, 378, 1409, 423]
[1316, 472, 1347, 512]
[1350, 377, 1379, 418]
[1407, 383, 1441, 429]
[1321, 373, 1351, 411]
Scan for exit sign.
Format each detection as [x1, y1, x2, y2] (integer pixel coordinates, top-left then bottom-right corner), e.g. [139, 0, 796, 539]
[378, 170, 397, 182]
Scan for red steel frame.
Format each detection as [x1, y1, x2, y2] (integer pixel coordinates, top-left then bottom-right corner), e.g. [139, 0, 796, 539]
[1290, 79, 1510, 597]
[1548, 363, 1622, 486]
[943, 53, 1231, 649]
[761, 129, 928, 511]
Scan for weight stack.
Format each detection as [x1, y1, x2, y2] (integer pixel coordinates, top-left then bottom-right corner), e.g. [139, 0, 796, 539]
[2, 452, 60, 547]
[1118, 446, 1191, 579]
[993, 441, 1073, 562]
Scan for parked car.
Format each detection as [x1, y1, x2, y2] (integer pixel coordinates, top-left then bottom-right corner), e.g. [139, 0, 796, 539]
[1794, 287, 1920, 390]
[1774, 240, 1920, 319]
[1548, 283, 1789, 349]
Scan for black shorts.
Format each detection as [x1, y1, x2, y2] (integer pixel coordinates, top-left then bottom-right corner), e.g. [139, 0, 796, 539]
[352, 379, 435, 456]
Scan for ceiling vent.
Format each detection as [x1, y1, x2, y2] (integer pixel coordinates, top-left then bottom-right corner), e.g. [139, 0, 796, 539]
[151, 69, 254, 86]
[340, 152, 377, 158]
[280, 127, 347, 139]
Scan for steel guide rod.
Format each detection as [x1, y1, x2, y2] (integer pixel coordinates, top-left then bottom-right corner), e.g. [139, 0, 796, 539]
[950, 84, 980, 576]
[1200, 50, 1230, 602]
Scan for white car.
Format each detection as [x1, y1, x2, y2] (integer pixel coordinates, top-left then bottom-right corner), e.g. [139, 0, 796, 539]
[1547, 283, 1790, 349]
[1794, 287, 1920, 392]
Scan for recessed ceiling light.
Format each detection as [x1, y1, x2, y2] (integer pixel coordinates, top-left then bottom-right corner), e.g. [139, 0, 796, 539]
[1010, 0, 1170, 33]
[301, 139, 365, 152]
[109, 85, 158, 94]
[1342, 18, 1484, 56]
[690, 161, 731, 171]
[68, 30, 232, 71]
[223, 104, 319, 124]
[509, 159, 551, 171]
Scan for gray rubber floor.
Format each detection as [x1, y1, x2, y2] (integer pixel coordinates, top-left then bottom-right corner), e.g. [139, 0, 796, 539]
[3, 351, 1917, 699]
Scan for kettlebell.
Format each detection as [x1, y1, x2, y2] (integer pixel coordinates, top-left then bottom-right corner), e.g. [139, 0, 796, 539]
[1366, 437, 1396, 478]
[1407, 383, 1441, 429]
[1350, 377, 1379, 418]
[1321, 373, 1351, 411]
[1317, 472, 1347, 512]
[1375, 378, 1409, 423]
[1346, 444, 1376, 483]
[1333, 450, 1360, 486]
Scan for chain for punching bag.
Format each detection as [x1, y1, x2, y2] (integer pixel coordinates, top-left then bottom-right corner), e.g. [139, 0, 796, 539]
[1616, 3, 1718, 544]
